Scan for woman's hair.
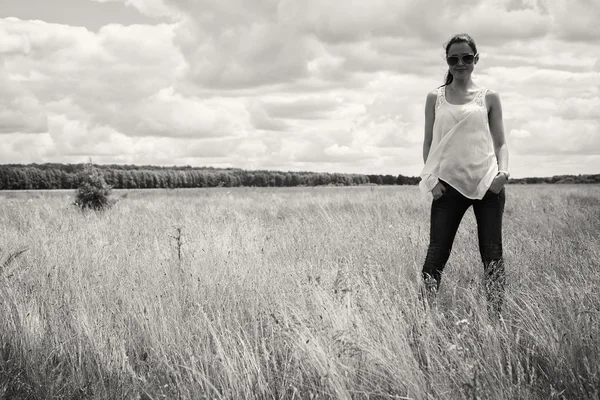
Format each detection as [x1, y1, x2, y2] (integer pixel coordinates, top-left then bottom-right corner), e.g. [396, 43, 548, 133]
[443, 33, 478, 86]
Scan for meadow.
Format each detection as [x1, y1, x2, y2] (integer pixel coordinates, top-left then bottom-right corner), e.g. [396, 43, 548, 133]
[0, 185, 599, 399]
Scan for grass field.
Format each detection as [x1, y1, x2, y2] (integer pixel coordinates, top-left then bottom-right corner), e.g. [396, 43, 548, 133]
[1, 185, 599, 399]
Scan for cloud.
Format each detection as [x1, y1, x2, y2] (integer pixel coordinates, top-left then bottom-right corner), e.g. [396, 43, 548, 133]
[0, 56, 48, 134]
[247, 100, 290, 132]
[172, 19, 316, 89]
[0, 18, 182, 108]
[549, 0, 600, 42]
[558, 97, 600, 120]
[510, 117, 600, 155]
[259, 96, 342, 120]
[510, 154, 600, 177]
[1, 0, 599, 178]
[0, 104, 48, 134]
[457, 2, 551, 45]
[127, 87, 249, 138]
[0, 86, 48, 134]
[509, 129, 532, 139]
[278, 0, 551, 46]
[0, 133, 54, 163]
[324, 143, 365, 159]
[90, 0, 179, 19]
[46, 115, 134, 157]
[291, 139, 375, 164]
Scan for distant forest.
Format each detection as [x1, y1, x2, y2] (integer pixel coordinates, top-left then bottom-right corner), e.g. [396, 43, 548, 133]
[0, 163, 598, 190]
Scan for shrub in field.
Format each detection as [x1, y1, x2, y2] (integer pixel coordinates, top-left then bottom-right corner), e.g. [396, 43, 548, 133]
[73, 166, 116, 211]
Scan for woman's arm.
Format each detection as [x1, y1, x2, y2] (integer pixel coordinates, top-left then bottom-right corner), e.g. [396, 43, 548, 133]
[487, 90, 509, 171]
[487, 90, 510, 189]
[423, 91, 437, 163]
[423, 90, 446, 199]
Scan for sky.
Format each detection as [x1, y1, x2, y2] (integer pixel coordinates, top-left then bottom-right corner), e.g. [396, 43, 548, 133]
[1, 0, 599, 178]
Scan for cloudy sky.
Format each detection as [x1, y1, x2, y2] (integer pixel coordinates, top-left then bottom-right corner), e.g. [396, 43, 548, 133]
[1, 0, 599, 178]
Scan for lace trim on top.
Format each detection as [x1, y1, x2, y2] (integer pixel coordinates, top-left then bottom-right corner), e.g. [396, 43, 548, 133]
[435, 87, 445, 108]
[436, 86, 486, 108]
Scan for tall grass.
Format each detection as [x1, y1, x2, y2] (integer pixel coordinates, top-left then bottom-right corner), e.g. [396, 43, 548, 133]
[0, 185, 598, 399]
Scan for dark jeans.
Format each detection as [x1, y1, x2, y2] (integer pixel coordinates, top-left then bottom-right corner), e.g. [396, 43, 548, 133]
[422, 181, 506, 313]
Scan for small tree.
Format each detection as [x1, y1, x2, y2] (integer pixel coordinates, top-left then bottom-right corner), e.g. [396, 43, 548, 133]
[74, 164, 115, 211]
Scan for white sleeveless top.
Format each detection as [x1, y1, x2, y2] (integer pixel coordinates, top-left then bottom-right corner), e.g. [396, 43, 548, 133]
[419, 86, 498, 200]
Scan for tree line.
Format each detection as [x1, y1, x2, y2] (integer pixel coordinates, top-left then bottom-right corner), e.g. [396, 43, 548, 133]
[0, 163, 420, 190]
[510, 175, 600, 184]
[0, 163, 598, 190]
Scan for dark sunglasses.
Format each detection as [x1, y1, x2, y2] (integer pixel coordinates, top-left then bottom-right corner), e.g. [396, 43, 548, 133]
[446, 54, 477, 66]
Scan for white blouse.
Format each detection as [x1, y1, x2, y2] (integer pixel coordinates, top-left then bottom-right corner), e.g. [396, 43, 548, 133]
[419, 86, 498, 200]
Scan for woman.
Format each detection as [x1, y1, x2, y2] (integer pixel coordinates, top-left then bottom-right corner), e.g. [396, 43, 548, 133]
[420, 33, 509, 316]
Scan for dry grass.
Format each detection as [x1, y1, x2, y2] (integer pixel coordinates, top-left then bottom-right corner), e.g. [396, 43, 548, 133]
[0, 185, 599, 399]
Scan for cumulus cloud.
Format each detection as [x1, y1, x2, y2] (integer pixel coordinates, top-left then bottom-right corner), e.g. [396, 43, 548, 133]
[128, 87, 249, 138]
[511, 117, 600, 156]
[509, 129, 532, 139]
[0, 58, 48, 134]
[46, 115, 134, 157]
[0, 0, 599, 177]
[550, 0, 600, 41]
[0, 93, 48, 134]
[173, 19, 316, 89]
[558, 97, 600, 120]
[247, 100, 290, 132]
[258, 96, 342, 120]
[0, 133, 54, 163]
[90, 0, 179, 19]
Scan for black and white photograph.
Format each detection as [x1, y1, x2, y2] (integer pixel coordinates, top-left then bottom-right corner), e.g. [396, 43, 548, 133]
[1, 0, 599, 398]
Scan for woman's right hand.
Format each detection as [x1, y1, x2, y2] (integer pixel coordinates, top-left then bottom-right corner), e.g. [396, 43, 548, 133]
[431, 181, 446, 200]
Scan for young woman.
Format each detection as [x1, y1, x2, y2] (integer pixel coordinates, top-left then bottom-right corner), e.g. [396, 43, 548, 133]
[419, 33, 509, 316]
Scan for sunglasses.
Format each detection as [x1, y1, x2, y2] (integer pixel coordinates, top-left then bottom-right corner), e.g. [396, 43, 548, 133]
[446, 54, 477, 66]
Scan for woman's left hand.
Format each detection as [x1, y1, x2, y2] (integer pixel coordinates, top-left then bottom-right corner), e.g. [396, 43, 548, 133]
[489, 173, 507, 194]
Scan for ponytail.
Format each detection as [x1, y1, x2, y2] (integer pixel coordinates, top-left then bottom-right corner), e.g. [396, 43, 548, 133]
[444, 70, 453, 86]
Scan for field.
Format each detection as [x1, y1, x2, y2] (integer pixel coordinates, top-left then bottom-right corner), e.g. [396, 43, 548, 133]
[1, 185, 599, 399]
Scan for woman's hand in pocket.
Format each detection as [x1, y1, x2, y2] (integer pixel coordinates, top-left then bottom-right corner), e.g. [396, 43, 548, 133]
[431, 182, 446, 200]
[489, 173, 508, 194]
